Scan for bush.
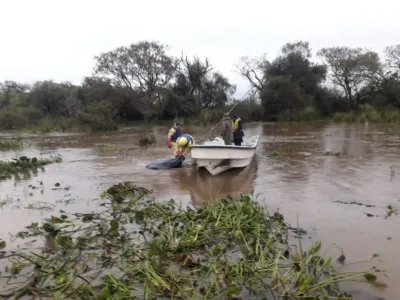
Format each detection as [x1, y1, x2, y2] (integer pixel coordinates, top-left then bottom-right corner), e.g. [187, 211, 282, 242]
[0, 107, 42, 130]
[333, 112, 357, 122]
[278, 107, 322, 122]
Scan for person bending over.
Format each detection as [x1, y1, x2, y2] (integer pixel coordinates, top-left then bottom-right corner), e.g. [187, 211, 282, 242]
[175, 134, 194, 160]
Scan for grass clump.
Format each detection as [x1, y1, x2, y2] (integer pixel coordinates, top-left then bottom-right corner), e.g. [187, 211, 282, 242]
[0, 182, 383, 299]
[0, 155, 62, 181]
[0, 139, 23, 151]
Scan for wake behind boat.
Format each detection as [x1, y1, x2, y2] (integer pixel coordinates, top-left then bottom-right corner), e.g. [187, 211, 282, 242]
[191, 135, 260, 176]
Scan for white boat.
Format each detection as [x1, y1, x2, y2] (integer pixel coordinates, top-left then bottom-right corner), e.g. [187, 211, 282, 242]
[191, 135, 260, 176]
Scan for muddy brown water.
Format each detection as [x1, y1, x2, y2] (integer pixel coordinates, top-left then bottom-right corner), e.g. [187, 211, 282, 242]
[1, 122, 400, 299]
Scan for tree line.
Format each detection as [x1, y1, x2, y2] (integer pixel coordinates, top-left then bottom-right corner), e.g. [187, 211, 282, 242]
[1, 40, 400, 131]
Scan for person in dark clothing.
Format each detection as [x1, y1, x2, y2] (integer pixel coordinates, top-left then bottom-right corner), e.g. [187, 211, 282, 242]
[232, 114, 244, 146]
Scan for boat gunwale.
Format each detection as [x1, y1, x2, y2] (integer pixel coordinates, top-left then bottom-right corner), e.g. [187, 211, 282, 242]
[191, 135, 260, 150]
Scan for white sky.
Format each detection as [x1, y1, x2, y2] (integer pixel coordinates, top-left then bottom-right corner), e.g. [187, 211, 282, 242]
[0, 0, 399, 97]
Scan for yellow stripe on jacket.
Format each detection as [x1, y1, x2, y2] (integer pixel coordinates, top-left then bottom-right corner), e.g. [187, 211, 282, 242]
[232, 118, 241, 132]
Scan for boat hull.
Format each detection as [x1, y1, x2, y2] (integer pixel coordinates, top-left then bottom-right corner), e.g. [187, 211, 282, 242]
[191, 136, 259, 176]
[197, 156, 255, 176]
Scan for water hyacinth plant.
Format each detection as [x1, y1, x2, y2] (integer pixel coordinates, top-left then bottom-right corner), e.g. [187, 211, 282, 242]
[0, 182, 383, 299]
[0, 155, 62, 180]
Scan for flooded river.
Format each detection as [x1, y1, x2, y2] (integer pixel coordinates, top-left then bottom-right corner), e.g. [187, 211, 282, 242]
[1, 122, 399, 299]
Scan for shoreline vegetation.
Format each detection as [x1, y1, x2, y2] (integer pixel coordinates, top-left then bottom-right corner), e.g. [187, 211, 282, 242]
[1, 41, 400, 133]
[0, 182, 383, 299]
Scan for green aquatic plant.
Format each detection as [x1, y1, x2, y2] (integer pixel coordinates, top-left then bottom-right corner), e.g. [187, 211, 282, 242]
[0, 140, 24, 151]
[96, 145, 120, 154]
[0, 155, 62, 181]
[269, 150, 281, 157]
[0, 183, 383, 299]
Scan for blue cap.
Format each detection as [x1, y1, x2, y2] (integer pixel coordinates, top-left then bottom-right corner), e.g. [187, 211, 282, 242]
[175, 122, 182, 126]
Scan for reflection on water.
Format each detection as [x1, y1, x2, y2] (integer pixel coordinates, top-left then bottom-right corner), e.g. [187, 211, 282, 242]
[170, 158, 258, 205]
[1, 122, 400, 299]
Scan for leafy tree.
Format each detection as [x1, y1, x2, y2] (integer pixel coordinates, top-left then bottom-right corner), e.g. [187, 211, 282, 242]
[317, 47, 381, 108]
[201, 72, 236, 109]
[28, 81, 76, 116]
[94, 41, 179, 120]
[172, 55, 236, 111]
[257, 41, 327, 119]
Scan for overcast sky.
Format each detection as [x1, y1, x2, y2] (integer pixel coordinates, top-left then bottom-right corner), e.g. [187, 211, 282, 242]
[0, 0, 398, 97]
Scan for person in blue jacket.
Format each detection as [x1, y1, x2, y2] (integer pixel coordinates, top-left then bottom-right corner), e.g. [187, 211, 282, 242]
[167, 122, 182, 153]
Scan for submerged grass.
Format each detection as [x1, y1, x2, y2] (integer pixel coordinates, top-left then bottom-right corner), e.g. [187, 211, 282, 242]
[0, 155, 62, 181]
[0, 183, 382, 299]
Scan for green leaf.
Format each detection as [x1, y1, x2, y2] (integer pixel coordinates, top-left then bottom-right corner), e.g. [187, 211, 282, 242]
[223, 285, 242, 296]
[240, 195, 251, 203]
[42, 222, 56, 233]
[0, 240, 6, 249]
[110, 220, 119, 232]
[98, 287, 111, 300]
[101, 274, 117, 284]
[58, 235, 73, 249]
[364, 273, 377, 283]
[322, 257, 332, 268]
[77, 234, 89, 246]
[82, 214, 94, 222]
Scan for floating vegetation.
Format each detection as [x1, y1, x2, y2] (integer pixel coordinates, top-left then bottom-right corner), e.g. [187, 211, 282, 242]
[0, 140, 23, 151]
[0, 196, 13, 208]
[25, 201, 56, 211]
[96, 146, 120, 154]
[0, 155, 62, 181]
[385, 204, 398, 219]
[333, 200, 375, 208]
[139, 134, 156, 146]
[0, 183, 383, 299]
[269, 150, 281, 157]
[365, 212, 378, 218]
[51, 182, 71, 191]
[324, 150, 346, 157]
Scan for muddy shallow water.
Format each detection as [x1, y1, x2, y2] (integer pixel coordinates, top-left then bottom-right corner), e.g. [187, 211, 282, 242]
[1, 122, 400, 299]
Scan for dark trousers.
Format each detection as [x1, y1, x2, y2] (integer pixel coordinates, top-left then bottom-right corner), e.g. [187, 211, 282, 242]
[233, 134, 242, 146]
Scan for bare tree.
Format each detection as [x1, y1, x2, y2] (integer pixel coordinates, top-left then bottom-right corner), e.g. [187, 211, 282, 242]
[235, 54, 269, 92]
[384, 45, 400, 71]
[179, 54, 214, 108]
